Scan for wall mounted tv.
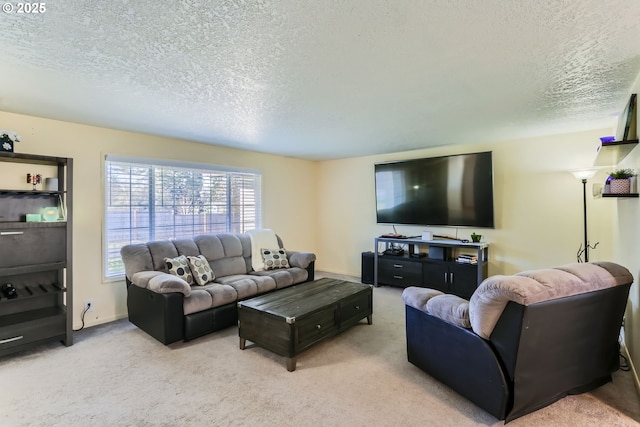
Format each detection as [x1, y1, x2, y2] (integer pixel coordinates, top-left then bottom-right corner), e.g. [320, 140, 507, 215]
[375, 151, 495, 228]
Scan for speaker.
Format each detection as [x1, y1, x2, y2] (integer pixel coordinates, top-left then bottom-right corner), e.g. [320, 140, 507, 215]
[361, 251, 374, 284]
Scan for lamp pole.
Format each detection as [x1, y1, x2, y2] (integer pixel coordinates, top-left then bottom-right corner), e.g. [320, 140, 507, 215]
[570, 168, 598, 263]
[581, 178, 589, 262]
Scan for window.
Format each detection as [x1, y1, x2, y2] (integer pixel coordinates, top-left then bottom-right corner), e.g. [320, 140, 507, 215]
[104, 156, 261, 279]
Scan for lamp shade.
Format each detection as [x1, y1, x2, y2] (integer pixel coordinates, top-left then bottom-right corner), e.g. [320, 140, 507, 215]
[570, 168, 599, 180]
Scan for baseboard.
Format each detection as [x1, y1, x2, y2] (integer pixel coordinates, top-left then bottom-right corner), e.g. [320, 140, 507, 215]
[80, 312, 128, 330]
[316, 270, 361, 282]
[622, 343, 640, 399]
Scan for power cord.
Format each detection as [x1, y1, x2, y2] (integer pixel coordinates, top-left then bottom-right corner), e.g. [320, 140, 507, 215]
[620, 352, 630, 372]
[73, 302, 91, 332]
[618, 322, 630, 371]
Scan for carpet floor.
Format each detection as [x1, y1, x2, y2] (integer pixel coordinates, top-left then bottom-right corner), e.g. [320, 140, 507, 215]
[1, 273, 639, 426]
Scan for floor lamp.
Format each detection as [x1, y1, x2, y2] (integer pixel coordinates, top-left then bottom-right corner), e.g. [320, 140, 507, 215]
[570, 169, 599, 262]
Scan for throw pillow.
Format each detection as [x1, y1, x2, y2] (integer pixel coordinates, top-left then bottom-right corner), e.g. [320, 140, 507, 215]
[261, 248, 290, 270]
[187, 255, 215, 286]
[164, 255, 194, 285]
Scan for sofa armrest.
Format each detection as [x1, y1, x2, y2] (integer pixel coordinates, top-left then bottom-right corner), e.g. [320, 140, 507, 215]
[132, 271, 192, 297]
[287, 251, 316, 269]
[401, 286, 444, 311]
[426, 294, 471, 329]
[402, 287, 470, 329]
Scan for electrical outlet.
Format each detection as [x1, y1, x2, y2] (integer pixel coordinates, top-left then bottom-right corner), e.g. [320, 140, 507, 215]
[84, 300, 94, 312]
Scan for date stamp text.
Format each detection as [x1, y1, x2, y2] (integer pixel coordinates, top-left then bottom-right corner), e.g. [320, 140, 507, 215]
[2, 3, 47, 14]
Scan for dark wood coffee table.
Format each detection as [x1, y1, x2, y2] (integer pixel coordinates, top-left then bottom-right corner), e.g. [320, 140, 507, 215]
[238, 278, 373, 371]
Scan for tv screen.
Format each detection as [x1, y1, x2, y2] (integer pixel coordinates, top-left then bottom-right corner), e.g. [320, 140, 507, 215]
[375, 151, 495, 228]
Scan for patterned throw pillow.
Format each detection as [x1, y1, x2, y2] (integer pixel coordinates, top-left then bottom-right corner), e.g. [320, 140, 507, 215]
[187, 255, 215, 286]
[261, 248, 290, 270]
[164, 255, 194, 285]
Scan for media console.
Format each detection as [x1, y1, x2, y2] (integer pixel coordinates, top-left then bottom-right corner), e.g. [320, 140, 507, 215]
[371, 237, 489, 299]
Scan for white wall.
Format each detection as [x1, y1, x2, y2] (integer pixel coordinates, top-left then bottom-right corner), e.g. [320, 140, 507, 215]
[316, 130, 614, 277]
[0, 110, 318, 329]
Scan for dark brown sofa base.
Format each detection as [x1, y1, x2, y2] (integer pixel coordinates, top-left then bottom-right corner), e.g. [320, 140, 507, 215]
[126, 261, 315, 345]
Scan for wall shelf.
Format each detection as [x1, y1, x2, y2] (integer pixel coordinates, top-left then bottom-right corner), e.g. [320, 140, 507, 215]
[602, 193, 639, 198]
[594, 139, 639, 166]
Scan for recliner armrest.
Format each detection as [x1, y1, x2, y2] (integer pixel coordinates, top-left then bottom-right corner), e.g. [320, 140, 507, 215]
[426, 294, 471, 329]
[402, 287, 470, 329]
[131, 271, 192, 297]
[401, 286, 444, 311]
[287, 251, 316, 269]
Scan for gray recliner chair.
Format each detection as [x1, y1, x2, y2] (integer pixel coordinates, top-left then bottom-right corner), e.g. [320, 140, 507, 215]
[402, 262, 632, 422]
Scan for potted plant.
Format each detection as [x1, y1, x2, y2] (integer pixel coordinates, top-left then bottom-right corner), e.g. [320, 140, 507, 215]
[607, 168, 635, 194]
[470, 232, 482, 243]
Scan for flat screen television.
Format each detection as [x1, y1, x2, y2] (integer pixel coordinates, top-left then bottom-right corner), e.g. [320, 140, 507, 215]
[375, 151, 495, 228]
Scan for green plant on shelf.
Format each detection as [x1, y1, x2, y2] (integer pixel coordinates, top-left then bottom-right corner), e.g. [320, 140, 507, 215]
[608, 168, 635, 179]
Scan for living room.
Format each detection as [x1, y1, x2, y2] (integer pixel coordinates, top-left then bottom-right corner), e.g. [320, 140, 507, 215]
[1, 1, 640, 425]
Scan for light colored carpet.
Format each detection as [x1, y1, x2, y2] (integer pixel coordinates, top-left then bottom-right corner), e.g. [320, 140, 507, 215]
[1, 273, 639, 427]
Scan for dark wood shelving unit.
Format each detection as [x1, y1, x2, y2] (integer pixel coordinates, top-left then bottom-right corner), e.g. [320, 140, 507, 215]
[0, 152, 73, 357]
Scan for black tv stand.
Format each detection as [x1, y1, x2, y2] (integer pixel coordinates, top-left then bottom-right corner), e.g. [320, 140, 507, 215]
[372, 237, 489, 299]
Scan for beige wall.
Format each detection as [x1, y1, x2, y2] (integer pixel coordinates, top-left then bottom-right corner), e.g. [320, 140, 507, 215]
[316, 129, 614, 276]
[614, 76, 640, 390]
[2, 107, 636, 388]
[0, 110, 318, 329]
[316, 127, 637, 386]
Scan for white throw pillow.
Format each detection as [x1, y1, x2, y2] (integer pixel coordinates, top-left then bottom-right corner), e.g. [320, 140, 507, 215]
[261, 248, 290, 270]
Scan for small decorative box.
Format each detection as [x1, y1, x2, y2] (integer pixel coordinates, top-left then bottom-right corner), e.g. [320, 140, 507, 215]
[0, 139, 14, 152]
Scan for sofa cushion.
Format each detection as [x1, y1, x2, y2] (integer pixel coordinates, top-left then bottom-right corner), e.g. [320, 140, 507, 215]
[147, 240, 180, 272]
[252, 275, 278, 293]
[194, 235, 226, 260]
[121, 243, 154, 279]
[195, 234, 247, 277]
[172, 239, 201, 257]
[165, 255, 194, 285]
[218, 276, 259, 299]
[261, 248, 290, 270]
[183, 289, 213, 315]
[250, 267, 308, 289]
[200, 283, 238, 308]
[215, 274, 277, 296]
[187, 255, 215, 285]
[209, 256, 247, 278]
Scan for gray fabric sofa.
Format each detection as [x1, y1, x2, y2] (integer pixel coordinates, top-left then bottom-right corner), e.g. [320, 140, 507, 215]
[402, 261, 633, 422]
[120, 233, 316, 344]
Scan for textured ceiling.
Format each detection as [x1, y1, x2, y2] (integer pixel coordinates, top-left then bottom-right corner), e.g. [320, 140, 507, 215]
[1, 0, 639, 160]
